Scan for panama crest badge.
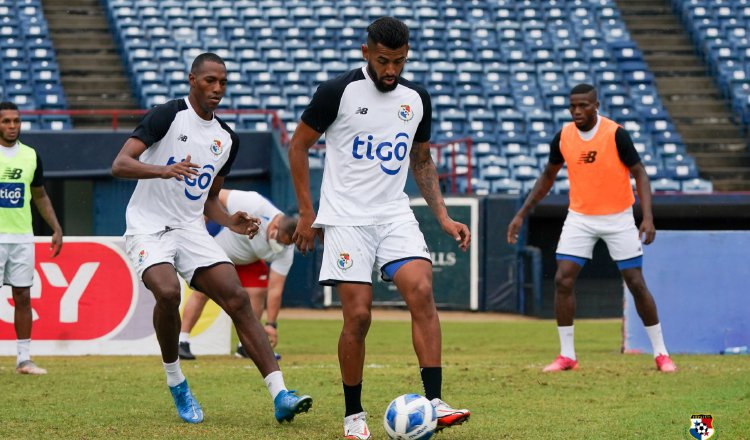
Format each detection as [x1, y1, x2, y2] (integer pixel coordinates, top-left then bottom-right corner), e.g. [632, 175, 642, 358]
[210, 139, 222, 156]
[337, 252, 353, 270]
[688, 414, 716, 440]
[398, 104, 413, 122]
[137, 249, 148, 266]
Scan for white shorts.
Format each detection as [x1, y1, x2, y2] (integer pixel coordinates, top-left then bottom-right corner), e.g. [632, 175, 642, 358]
[319, 220, 432, 285]
[556, 207, 643, 262]
[0, 243, 34, 288]
[125, 227, 231, 286]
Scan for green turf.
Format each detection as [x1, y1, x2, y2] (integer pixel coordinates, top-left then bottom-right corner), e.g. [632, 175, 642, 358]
[1, 319, 748, 439]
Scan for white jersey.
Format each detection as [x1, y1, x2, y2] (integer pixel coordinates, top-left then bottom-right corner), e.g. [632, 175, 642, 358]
[213, 190, 294, 276]
[124, 98, 238, 235]
[301, 66, 432, 226]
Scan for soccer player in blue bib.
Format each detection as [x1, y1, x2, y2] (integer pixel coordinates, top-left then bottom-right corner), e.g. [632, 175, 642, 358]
[289, 17, 471, 439]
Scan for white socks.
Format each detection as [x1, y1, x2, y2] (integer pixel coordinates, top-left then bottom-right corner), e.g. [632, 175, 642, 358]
[555, 324, 667, 360]
[557, 326, 576, 360]
[264, 370, 287, 400]
[163, 359, 186, 387]
[17, 339, 30, 365]
[645, 323, 669, 358]
[178, 332, 190, 343]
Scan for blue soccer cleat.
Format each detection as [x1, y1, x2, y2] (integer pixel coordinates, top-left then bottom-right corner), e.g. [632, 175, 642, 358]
[169, 379, 204, 423]
[274, 389, 313, 423]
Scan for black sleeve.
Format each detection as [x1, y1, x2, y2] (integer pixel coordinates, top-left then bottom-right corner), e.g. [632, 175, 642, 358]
[414, 87, 432, 143]
[615, 127, 641, 167]
[130, 99, 183, 147]
[31, 152, 44, 187]
[300, 79, 344, 134]
[548, 131, 564, 165]
[217, 119, 239, 177]
[300, 69, 362, 133]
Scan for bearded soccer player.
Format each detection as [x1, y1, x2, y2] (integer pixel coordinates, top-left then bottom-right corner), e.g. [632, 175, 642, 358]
[0, 101, 63, 375]
[288, 17, 471, 440]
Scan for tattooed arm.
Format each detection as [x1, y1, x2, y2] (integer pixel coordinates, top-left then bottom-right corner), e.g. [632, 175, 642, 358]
[410, 141, 470, 251]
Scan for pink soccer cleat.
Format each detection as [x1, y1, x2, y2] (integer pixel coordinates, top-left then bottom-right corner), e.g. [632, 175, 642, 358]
[655, 354, 677, 372]
[542, 355, 579, 372]
[16, 360, 47, 375]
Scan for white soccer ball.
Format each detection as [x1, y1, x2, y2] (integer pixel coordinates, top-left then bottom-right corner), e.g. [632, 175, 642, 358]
[383, 393, 437, 440]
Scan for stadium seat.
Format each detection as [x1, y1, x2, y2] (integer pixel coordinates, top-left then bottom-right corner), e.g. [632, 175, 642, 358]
[650, 177, 682, 192]
[95, 0, 705, 193]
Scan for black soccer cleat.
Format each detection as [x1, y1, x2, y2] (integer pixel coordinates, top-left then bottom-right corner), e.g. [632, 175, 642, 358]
[178, 341, 196, 360]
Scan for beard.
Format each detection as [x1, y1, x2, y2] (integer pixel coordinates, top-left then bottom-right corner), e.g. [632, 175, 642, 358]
[367, 63, 399, 93]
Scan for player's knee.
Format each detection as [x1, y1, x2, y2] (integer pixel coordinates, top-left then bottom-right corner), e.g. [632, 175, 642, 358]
[221, 289, 251, 317]
[554, 274, 575, 294]
[153, 284, 182, 309]
[407, 276, 433, 303]
[625, 277, 648, 297]
[344, 309, 372, 336]
[11, 289, 31, 307]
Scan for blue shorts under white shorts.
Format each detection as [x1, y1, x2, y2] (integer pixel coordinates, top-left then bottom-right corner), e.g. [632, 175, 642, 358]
[319, 219, 432, 285]
[0, 243, 34, 288]
[556, 207, 644, 269]
[125, 227, 231, 286]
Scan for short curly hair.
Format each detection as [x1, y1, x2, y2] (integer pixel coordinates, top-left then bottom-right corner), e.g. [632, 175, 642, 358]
[367, 17, 409, 49]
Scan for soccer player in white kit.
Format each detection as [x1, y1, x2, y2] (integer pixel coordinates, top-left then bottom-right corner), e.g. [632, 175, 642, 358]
[111, 53, 312, 425]
[177, 189, 296, 360]
[288, 17, 471, 439]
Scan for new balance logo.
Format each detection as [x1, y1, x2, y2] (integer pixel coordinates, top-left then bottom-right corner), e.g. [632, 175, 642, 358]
[355, 107, 368, 115]
[2, 168, 22, 179]
[178, 134, 188, 142]
[578, 151, 597, 164]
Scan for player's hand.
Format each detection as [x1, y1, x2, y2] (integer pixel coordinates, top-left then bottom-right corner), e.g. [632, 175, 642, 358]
[227, 211, 261, 238]
[161, 154, 200, 181]
[507, 215, 523, 244]
[292, 212, 319, 256]
[441, 218, 470, 251]
[265, 325, 278, 348]
[639, 217, 656, 245]
[50, 229, 62, 258]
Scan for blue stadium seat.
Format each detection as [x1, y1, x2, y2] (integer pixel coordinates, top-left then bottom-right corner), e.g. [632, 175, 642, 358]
[681, 178, 713, 193]
[651, 177, 681, 192]
[490, 177, 523, 194]
[98, 0, 703, 191]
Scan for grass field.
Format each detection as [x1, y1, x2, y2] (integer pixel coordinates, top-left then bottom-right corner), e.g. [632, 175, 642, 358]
[2, 315, 749, 439]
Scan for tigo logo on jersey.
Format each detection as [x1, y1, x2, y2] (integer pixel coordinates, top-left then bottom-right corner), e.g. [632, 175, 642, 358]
[337, 253, 353, 270]
[167, 157, 215, 200]
[352, 132, 409, 175]
[398, 104, 414, 122]
[688, 414, 715, 439]
[210, 139, 222, 156]
[0, 183, 24, 208]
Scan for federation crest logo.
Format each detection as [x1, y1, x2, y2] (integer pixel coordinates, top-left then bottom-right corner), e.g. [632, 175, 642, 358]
[337, 252, 353, 270]
[210, 139, 222, 155]
[689, 414, 716, 439]
[398, 104, 414, 122]
[137, 249, 148, 265]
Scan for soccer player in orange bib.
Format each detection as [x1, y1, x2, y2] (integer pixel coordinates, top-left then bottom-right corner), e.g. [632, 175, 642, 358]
[507, 83, 677, 373]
